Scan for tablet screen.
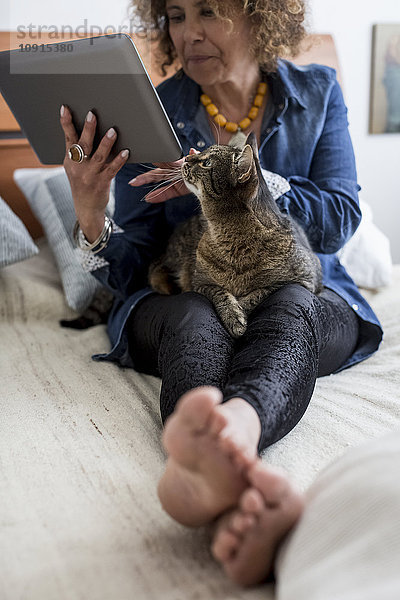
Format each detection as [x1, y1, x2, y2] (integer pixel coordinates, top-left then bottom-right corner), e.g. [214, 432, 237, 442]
[0, 34, 183, 164]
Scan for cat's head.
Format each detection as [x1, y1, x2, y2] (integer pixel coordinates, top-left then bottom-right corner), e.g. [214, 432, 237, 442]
[181, 133, 264, 214]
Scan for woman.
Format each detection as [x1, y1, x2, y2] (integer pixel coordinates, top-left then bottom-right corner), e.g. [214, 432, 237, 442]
[60, 0, 383, 586]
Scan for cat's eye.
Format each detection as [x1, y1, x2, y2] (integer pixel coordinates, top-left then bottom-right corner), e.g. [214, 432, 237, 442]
[201, 158, 212, 168]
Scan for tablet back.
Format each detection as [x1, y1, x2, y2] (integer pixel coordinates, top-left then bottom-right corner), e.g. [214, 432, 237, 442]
[0, 34, 183, 164]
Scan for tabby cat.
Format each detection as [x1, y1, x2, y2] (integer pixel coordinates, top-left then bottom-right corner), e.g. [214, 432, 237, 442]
[148, 133, 322, 338]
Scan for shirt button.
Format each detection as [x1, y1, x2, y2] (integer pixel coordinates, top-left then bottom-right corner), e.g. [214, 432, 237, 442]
[176, 121, 185, 129]
[197, 140, 206, 148]
[352, 303, 359, 311]
[278, 103, 284, 110]
[266, 127, 272, 133]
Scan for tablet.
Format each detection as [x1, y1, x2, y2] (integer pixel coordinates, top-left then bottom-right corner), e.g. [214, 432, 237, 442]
[0, 34, 183, 164]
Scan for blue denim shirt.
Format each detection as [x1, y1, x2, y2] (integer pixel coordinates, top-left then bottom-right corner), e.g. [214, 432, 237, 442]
[91, 60, 383, 370]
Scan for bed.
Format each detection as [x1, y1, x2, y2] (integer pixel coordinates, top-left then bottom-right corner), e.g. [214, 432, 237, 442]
[1, 33, 400, 600]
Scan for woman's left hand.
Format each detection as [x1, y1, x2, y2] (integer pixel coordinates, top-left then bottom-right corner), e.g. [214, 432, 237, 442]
[129, 148, 198, 203]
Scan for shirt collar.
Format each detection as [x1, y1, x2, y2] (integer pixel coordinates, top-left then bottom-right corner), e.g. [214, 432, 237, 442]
[266, 60, 307, 109]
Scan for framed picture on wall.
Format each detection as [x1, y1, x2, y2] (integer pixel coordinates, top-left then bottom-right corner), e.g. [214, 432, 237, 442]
[370, 23, 400, 134]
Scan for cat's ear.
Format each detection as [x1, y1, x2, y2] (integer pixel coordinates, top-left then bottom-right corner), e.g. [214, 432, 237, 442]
[245, 131, 258, 155]
[237, 144, 253, 183]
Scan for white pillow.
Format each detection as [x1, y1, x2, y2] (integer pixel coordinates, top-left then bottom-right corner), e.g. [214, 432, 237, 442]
[13, 167, 113, 312]
[263, 169, 392, 291]
[276, 433, 400, 600]
[0, 196, 39, 267]
[337, 199, 392, 289]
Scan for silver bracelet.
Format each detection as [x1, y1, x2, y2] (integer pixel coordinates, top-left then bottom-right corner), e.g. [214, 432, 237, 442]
[73, 215, 113, 255]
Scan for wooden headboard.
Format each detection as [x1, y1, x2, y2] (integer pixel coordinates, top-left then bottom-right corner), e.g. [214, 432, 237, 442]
[0, 32, 341, 238]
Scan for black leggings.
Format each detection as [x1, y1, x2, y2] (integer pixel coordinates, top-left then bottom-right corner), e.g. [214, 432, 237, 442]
[127, 285, 359, 453]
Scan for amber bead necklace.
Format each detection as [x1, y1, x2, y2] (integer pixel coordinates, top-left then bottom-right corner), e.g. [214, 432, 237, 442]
[200, 81, 267, 144]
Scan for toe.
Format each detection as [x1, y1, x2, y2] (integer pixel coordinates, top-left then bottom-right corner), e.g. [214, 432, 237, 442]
[239, 487, 265, 515]
[230, 511, 256, 535]
[209, 408, 229, 437]
[232, 447, 257, 472]
[248, 462, 291, 506]
[178, 386, 223, 430]
[218, 430, 237, 457]
[218, 431, 256, 468]
[211, 529, 239, 562]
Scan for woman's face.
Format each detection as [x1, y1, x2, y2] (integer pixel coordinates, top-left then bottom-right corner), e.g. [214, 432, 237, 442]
[165, 0, 254, 87]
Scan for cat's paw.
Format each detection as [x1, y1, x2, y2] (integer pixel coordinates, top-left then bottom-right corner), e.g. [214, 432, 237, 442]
[149, 263, 179, 295]
[223, 310, 247, 338]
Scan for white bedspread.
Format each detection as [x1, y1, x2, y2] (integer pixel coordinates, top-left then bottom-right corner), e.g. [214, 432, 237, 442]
[1, 242, 399, 600]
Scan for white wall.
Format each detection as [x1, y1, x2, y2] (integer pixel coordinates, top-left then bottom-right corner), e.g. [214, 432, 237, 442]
[2, 0, 400, 261]
[0, 1, 132, 33]
[309, 0, 400, 262]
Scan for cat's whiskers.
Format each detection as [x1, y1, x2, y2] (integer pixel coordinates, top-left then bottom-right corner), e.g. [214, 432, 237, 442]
[141, 175, 181, 193]
[136, 170, 183, 189]
[153, 172, 183, 186]
[211, 120, 221, 146]
[135, 163, 169, 175]
[135, 164, 182, 178]
[137, 163, 155, 171]
[141, 177, 184, 202]
[151, 170, 182, 179]
[139, 170, 184, 201]
[136, 162, 180, 171]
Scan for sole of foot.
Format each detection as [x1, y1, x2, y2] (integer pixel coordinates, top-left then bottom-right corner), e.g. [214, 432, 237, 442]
[157, 386, 258, 527]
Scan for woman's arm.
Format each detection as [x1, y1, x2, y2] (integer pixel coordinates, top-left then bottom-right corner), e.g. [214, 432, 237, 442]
[92, 152, 199, 299]
[89, 162, 168, 299]
[279, 80, 362, 255]
[60, 105, 185, 301]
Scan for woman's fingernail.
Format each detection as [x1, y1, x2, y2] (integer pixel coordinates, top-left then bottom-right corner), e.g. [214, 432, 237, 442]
[121, 149, 129, 158]
[128, 177, 136, 184]
[107, 127, 116, 138]
[86, 110, 94, 122]
[60, 105, 65, 117]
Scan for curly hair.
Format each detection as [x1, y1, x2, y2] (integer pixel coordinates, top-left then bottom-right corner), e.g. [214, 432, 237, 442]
[130, 0, 307, 75]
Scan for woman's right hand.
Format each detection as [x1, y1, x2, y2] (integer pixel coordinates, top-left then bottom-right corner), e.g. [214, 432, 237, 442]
[60, 104, 130, 242]
[129, 148, 199, 204]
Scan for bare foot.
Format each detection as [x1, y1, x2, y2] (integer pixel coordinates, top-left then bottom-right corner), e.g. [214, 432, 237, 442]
[157, 386, 260, 527]
[211, 461, 304, 587]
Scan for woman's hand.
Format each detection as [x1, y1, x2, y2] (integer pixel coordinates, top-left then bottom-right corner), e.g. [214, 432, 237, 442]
[60, 105, 130, 241]
[129, 148, 199, 204]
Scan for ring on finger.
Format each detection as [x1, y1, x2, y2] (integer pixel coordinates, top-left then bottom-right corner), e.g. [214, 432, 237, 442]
[68, 143, 89, 163]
